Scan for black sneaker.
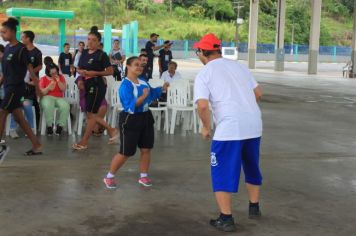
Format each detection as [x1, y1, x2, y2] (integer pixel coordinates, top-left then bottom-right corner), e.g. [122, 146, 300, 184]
[210, 217, 237, 232]
[55, 125, 63, 136]
[249, 204, 262, 219]
[0, 145, 10, 165]
[47, 126, 53, 136]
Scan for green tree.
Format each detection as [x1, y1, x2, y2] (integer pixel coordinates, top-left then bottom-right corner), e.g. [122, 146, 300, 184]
[188, 4, 205, 18]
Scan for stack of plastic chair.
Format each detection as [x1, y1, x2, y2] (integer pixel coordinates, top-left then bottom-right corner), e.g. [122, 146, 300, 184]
[167, 80, 197, 134]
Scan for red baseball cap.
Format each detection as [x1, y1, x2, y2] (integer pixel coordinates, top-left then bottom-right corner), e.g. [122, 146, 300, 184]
[193, 33, 222, 50]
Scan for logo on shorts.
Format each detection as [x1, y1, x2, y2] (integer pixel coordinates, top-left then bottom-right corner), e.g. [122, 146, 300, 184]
[211, 152, 218, 167]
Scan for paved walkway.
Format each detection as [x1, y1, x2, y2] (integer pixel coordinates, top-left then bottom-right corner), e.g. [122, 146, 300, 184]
[0, 61, 355, 235]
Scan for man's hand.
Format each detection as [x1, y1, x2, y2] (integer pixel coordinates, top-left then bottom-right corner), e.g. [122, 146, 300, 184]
[201, 126, 211, 140]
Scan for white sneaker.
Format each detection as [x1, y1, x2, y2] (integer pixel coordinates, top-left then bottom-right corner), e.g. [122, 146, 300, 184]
[9, 130, 19, 139]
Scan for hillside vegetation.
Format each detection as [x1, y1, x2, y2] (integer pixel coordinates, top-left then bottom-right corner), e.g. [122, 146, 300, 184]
[0, 0, 354, 46]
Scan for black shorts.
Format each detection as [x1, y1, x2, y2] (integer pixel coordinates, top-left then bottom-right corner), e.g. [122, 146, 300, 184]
[1, 85, 25, 112]
[119, 111, 155, 157]
[84, 77, 107, 114]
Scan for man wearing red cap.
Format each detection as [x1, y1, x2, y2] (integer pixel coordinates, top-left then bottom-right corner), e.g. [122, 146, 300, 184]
[194, 33, 263, 232]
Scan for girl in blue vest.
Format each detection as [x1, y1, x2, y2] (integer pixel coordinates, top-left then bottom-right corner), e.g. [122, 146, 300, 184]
[104, 56, 168, 188]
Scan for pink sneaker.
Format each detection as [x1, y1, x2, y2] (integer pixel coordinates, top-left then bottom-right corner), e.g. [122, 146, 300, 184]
[103, 177, 117, 189]
[138, 177, 152, 187]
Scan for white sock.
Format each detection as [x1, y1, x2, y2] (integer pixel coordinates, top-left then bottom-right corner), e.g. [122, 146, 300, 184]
[106, 172, 115, 178]
[140, 173, 148, 178]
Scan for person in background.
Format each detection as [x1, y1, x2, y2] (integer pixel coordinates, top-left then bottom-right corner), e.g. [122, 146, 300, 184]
[138, 54, 149, 81]
[160, 61, 181, 84]
[159, 61, 181, 103]
[158, 40, 173, 76]
[110, 39, 126, 81]
[73, 41, 85, 78]
[72, 26, 118, 150]
[145, 33, 171, 80]
[99, 42, 104, 51]
[9, 30, 42, 138]
[44, 56, 54, 67]
[0, 44, 4, 102]
[140, 48, 147, 55]
[58, 43, 74, 77]
[0, 17, 42, 164]
[0, 44, 4, 144]
[39, 63, 70, 136]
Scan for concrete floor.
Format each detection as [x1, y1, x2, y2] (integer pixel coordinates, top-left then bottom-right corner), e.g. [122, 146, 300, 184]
[1, 64, 356, 236]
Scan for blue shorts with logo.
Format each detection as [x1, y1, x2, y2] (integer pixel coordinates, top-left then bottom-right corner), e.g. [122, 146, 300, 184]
[211, 137, 262, 193]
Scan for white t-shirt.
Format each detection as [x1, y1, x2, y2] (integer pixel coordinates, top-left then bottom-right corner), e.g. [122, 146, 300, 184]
[161, 70, 182, 83]
[73, 51, 82, 68]
[194, 58, 262, 141]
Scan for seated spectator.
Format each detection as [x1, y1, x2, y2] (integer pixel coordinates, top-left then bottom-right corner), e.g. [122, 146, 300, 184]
[160, 61, 181, 83]
[39, 63, 70, 136]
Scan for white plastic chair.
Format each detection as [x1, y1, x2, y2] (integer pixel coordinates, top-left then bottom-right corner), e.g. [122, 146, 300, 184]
[105, 75, 116, 88]
[109, 81, 124, 127]
[149, 78, 164, 88]
[149, 106, 169, 134]
[5, 107, 37, 136]
[167, 80, 197, 134]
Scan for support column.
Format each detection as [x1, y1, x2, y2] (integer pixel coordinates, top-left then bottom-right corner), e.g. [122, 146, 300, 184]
[130, 21, 139, 55]
[104, 23, 112, 54]
[274, 0, 286, 71]
[16, 17, 21, 41]
[122, 24, 130, 57]
[248, 0, 259, 69]
[58, 19, 66, 54]
[308, 0, 322, 75]
[351, 0, 356, 75]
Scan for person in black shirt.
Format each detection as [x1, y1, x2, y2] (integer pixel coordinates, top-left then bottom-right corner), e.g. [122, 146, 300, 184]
[158, 40, 173, 76]
[145, 33, 171, 80]
[58, 43, 73, 76]
[23, 31, 42, 129]
[0, 18, 42, 163]
[9, 30, 43, 138]
[138, 54, 149, 81]
[72, 26, 118, 150]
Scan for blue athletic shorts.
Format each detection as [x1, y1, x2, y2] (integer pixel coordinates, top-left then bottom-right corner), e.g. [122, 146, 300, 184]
[211, 137, 262, 193]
